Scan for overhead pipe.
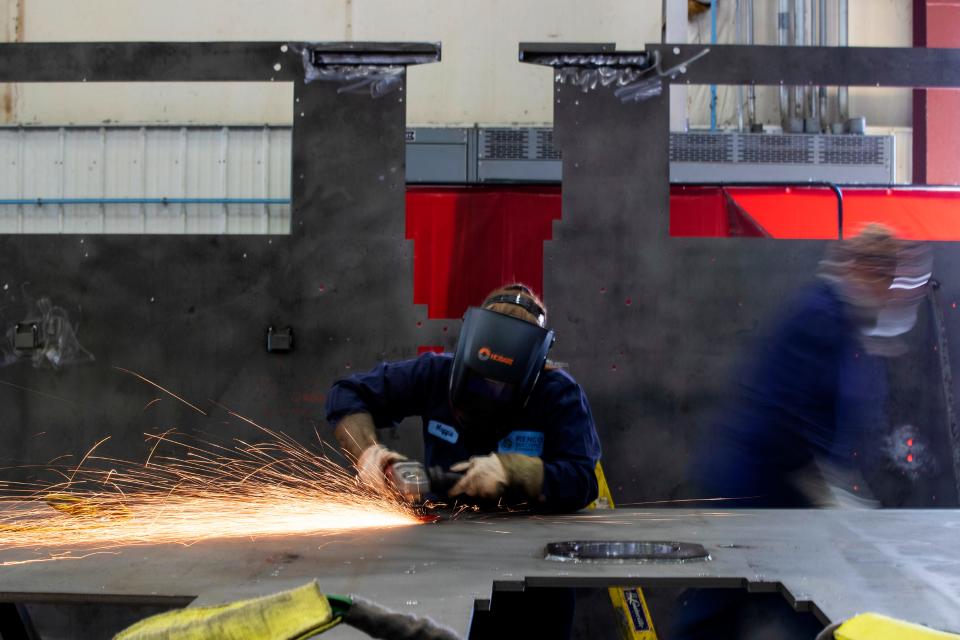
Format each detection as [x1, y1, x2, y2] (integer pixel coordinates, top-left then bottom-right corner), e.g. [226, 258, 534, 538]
[747, 0, 757, 129]
[736, 0, 745, 131]
[710, 0, 718, 131]
[838, 0, 849, 123]
[804, 0, 819, 132]
[778, 0, 791, 130]
[0, 198, 290, 206]
[819, 0, 829, 131]
[792, 0, 805, 128]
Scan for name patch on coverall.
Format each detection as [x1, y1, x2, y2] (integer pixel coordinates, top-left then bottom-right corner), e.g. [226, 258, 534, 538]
[498, 431, 545, 456]
[427, 420, 459, 444]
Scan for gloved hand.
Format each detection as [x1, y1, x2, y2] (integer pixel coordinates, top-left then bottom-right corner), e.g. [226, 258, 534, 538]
[449, 454, 508, 500]
[356, 444, 406, 493]
[791, 459, 879, 509]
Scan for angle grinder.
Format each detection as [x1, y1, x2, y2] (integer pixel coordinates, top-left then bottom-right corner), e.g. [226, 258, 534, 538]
[386, 460, 463, 503]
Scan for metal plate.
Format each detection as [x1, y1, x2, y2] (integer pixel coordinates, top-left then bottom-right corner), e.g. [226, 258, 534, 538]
[520, 43, 960, 508]
[0, 42, 441, 488]
[544, 540, 710, 563]
[650, 44, 960, 88]
[0, 509, 959, 638]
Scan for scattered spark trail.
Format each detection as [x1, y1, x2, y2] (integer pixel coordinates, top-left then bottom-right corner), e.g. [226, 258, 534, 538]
[113, 366, 207, 416]
[614, 496, 763, 507]
[0, 395, 421, 565]
[0, 379, 83, 406]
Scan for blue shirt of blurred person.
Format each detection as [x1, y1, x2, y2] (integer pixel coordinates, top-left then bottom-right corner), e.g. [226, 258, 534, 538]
[692, 279, 887, 507]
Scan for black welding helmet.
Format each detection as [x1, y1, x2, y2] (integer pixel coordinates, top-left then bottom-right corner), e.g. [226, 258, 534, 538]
[449, 301, 555, 441]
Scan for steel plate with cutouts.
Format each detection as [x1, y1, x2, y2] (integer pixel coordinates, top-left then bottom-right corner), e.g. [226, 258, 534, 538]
[544, 540, 710, 563]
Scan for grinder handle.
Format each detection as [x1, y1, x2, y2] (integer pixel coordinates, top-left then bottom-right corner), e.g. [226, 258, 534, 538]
[427, 466, 464, 494]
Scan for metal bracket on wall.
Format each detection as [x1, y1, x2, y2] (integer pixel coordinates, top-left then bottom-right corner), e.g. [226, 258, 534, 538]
[307, 42, 441, 67]
[265, 326, 294, 353]
[301, 42, 441, 97]
[13, 322, 41, 352]
[518, 42, 710, 104]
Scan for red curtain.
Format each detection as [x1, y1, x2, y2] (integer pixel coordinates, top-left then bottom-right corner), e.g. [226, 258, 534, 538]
[406, 186, 561, 320]
[405, 186, 960, 322]
[669, 186, 960, 240]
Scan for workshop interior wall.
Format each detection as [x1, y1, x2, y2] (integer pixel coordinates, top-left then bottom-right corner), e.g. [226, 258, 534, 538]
[684, 0, 913, 130]
[0, 10, 954, 511]
[0, 0, 913, 129]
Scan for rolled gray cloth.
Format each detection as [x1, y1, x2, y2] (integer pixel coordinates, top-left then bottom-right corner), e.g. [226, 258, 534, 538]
[343, 596, 462, 640]
[815, 621, 842, 640]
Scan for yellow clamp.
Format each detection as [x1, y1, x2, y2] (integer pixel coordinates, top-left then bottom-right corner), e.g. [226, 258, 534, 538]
[114, 580, 341, 640]
[835, 613, 960, 640]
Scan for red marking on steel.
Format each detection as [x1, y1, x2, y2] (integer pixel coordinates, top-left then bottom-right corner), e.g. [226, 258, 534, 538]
[417, 346, 444, 355]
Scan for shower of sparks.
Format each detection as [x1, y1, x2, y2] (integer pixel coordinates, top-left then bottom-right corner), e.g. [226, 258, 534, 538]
[0, 376, 422, 566]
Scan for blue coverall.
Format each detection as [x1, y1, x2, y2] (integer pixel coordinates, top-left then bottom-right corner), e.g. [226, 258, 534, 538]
[325, 351, 602, 512]
[692, 278, 887, 507]
[674, 279, 887, 640]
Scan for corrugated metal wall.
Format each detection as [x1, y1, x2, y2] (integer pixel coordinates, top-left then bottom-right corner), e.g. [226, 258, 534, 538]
[0, 126, 291, 234]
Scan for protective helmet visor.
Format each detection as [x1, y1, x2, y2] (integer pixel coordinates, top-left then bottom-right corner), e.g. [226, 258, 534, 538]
[449, 307, 555, 437]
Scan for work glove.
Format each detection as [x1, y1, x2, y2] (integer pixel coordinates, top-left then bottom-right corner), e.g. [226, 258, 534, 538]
[449, 454, 546, 501]
[791, 459, 879, 509]
[356, 444, 406, 493]
[498, 453, 545, 501]
[449, 454, 508, 500]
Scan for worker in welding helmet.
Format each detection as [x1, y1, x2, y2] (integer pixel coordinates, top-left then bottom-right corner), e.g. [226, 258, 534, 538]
[324, 284, 601, 512]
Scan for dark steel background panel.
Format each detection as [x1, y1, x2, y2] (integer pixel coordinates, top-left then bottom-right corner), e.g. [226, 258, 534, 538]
[540, 59, 959, 505]
[0, 45, 431, 476]
[0, 42, 440, 83]
[545, 79, 815, 502]
[523, 42, 960, 87]
[650, 44, 960, 88]
[0, 42, 301, 82]
[519, 42, 617, 59]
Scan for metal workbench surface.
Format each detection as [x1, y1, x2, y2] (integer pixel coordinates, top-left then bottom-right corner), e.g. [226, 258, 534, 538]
[1, 509, 958, 637]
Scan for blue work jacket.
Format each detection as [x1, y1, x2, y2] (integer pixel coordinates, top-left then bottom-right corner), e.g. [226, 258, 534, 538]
[693, 279, 887, 507]
[325, 352, 601, 512]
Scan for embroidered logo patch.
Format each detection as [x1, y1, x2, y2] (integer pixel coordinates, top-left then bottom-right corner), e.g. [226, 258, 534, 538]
[498, 430, 545, 457]
[427, 420, 459, 444]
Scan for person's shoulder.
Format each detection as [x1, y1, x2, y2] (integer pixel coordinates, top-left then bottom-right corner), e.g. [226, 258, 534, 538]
[378, 351, 452, 373]
[410, 351, 454, 372]
[788, 280, 846, 323]
[538, 366, 583, 395]
[415, 350, 453, 362]
[776, 280, 850, 345]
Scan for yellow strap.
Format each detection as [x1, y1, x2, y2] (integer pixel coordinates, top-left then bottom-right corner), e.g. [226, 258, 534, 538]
[835, 613, 960, 640]
[593, 462, 659, 640]
[114, 580, 339, 640]
[589, 461, 616, 509]
[608, 586, 659, 639]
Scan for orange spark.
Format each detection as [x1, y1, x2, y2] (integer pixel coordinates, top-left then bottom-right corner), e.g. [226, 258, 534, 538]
[0, 414, 421, 565]
[113, 366, 207, 416]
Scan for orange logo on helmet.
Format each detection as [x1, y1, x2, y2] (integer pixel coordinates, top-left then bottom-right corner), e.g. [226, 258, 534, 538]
[478, 346, 514, 366]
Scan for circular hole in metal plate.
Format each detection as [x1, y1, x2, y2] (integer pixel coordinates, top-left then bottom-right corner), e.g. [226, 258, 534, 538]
[544, 541, 710, 563]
